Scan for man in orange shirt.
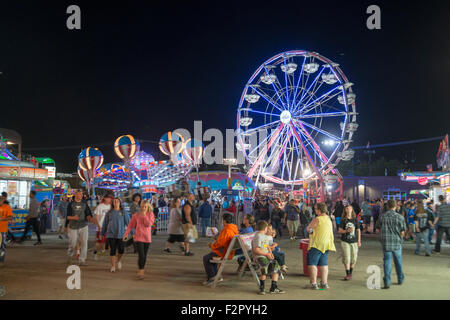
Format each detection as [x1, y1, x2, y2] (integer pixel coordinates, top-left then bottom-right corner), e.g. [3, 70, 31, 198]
[202, 213, 238, 286]
[0, 192, 13, 264]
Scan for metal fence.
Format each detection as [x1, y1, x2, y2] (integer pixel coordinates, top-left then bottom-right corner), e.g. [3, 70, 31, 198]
[156, 206, 170, 233]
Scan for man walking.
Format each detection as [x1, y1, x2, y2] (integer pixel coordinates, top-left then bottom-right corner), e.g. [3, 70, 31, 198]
[433, 195, 450, 254]
[19, 191, 42, 245]
[181, 193, 197, 256]
[66, 191, 99, 266]
[285, 199, 300, 240]
[376, 200, 406, 289]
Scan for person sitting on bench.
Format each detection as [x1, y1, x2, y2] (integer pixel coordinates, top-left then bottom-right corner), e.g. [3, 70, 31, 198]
[202, 213, 238, 286]
[237, 214, 256, 271]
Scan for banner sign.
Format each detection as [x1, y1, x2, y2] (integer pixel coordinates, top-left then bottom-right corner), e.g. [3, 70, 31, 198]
[0, 166, 48, 180]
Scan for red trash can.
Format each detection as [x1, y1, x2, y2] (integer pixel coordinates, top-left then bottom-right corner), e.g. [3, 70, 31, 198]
[299, 239, 320, 277]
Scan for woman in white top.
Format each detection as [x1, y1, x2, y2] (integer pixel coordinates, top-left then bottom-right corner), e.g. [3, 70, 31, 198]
[163, 197, 186, 253]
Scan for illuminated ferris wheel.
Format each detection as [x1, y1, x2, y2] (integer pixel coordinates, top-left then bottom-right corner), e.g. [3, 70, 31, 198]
[236, 50, 358, 188]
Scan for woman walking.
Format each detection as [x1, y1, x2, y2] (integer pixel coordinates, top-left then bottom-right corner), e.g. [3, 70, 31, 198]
[123, 200, 155, 280]
[338, 205, 361, 280]
[163, 197, 186, 253]
[101, 198, 130, 272]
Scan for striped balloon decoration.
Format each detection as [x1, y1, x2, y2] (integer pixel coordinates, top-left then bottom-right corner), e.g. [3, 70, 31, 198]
[159, 131, 184, 156]
[183, 139, 204, 166]
[77, 166, 92, 183]
[78, 147, 104, 173]
[114, 135, 140, 161]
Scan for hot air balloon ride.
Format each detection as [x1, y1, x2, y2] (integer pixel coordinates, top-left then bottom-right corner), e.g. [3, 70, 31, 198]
[77, 166, 93, 196]
[114, 135, 140, 162]
[78, 147, 104, 173]
[159, 131, 186, 164]
[78, 147, 104, 197]
[114, 135, 140, 189]
[183, 139, 204, 182]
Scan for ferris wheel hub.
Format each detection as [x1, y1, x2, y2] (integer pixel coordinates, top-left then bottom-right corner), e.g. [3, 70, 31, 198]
[280, 110, 292, 124]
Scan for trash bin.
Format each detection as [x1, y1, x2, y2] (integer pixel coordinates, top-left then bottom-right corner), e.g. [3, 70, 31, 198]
[299, 239, 320, 277]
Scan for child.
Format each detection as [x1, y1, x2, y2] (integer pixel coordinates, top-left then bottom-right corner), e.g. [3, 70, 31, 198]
[251, 220, 285, 295]
[266, 224, 288, 273]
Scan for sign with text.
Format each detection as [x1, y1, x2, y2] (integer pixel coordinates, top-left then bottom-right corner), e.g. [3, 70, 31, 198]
[0, 166, 48, 180]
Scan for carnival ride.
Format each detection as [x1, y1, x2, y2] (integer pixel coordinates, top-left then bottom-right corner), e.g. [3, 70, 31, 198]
[78, 134, 196, 194]
[237, 50, 358, 201]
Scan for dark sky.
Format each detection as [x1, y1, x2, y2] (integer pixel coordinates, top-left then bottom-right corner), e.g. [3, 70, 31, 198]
[1, 0, 449, 172]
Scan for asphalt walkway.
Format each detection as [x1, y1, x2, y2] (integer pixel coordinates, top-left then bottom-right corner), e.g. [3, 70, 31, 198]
[0, 231, 449, 299]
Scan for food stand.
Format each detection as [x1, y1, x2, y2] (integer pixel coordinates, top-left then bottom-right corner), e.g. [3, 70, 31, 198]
[0, 162, 48, 238]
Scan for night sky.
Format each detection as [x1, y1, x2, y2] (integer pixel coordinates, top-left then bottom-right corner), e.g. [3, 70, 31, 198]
[1, 0, 449, 172]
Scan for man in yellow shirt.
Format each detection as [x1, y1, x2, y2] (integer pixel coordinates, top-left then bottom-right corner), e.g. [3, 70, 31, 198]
[0, 192, 13, 264]
[307, 202, 336, 289]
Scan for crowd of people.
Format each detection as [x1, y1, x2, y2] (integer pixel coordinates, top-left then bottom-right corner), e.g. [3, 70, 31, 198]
[0, 188, 449, 294]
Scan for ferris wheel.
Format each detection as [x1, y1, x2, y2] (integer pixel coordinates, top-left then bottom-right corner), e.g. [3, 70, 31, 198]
[236, 50, 358, 189]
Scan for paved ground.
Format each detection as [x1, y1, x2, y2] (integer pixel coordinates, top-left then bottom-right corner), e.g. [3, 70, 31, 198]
[0, 231, 449, 300]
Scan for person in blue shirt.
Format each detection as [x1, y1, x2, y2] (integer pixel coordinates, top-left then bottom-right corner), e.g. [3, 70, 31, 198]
[298, 199, 304, 212]
[236, 214, 256, 271]
[240, 214, 256, 234]
[198, 200, 213, 237]
[222, 197, 230, 210]
[407, 203, 416, 241]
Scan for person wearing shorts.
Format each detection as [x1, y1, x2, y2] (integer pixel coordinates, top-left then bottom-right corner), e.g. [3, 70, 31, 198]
[307, 203, 336, 290]
[164, 198, 186, 253]
[181, 194, 198, 256]
[307, 247, 329, 268]
[101, 197, 129, 273]
[252, 220, 285, 295]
